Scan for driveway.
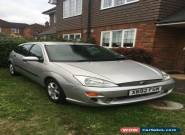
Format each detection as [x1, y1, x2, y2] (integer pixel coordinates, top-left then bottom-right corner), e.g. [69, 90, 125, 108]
[171, 74, 185, 94]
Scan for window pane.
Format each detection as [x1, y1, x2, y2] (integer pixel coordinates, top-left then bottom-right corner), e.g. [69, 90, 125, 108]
[76, 0, 82, 15]
[29, 45, 43, 58]
[63, 35, 69, 40]
[69, 34, 75, 40]
[126, 0, 137, 3]
[63, 0, 82, 18]
[75, 34, 81, 41]
[70, 0, 76, 16]
[103, 0, 112, 8]
[45, 45, 125, 62]
[63, 0, 70, 18]
[19, 44, 33, 56]
[112, 31, 122, 47]
[114, 0, 125, 6]
[102, 32, 110, 47]
[123, 29, 136, 48]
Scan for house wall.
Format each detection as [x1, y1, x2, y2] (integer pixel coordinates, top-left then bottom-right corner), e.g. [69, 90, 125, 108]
[158, 0, 185, 21]
[0, 27, 25, 37]
[0, 27, 11, 35]
[90, 21, 156, 50]
[153, 27, 185, 72]
[91, 0, 161, 27]
[175, 31, 185, 72]
[50, 14, 55, 27]
[56, 0, 162, 32]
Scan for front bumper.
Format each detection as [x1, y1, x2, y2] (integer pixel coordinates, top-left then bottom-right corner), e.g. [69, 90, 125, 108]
[66, 79, 175, 106]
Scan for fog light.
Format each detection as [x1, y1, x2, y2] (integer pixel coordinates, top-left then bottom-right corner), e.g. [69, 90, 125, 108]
[85, 92, 99, 97]
[91, 98, 98, 102]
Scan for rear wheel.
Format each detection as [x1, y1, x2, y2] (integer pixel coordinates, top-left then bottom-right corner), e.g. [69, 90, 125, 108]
[46, 79, 66, 104]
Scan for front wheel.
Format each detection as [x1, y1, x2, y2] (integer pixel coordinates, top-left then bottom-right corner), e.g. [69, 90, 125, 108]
[9, 63, 17, 76]
[46, 79, 66, 104]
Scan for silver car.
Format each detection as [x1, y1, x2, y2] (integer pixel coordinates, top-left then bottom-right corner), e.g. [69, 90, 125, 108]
[8, 42, 175, 106]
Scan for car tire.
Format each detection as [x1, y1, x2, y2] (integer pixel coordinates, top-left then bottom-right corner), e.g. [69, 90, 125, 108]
[9, 63, 17, 76]
[46, 78, 66, 104]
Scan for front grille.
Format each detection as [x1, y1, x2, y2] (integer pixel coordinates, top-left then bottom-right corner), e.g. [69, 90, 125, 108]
[118, 79, 163, 87]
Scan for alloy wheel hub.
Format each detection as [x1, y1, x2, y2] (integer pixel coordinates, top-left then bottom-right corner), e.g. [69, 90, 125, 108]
[48, 82, 60, 100]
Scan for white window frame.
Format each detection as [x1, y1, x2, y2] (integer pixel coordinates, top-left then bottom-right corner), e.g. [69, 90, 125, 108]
[101, 0, 139, 10]
[100, 28, 137, 48]
[63, 0, 82, 19]
[63, 33, 81, 41]
[54, 13, 57, 24]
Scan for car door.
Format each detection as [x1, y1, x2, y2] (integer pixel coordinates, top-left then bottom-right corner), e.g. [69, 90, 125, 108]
[13, 44, 33, 74]
[24, 44, 45, 84]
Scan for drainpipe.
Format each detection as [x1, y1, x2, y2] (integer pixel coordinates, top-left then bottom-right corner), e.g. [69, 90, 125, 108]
[86, 0, 92, 42]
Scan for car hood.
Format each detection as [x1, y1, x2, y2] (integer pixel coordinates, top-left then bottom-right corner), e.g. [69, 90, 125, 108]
[54, 60, 163, 84]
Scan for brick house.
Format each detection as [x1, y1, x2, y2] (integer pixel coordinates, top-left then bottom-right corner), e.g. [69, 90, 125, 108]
[0, 19, 45, 39]
[23, 24, 45, 39]
[43, 0, 185, 73]
[0, 19, 28, 37]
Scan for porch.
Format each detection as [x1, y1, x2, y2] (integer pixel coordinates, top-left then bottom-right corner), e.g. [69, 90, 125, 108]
[154, 8, 185, 73]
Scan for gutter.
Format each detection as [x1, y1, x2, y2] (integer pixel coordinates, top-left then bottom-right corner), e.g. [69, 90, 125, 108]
[156, 21, 185, 26]
[87, 0, 92, 41]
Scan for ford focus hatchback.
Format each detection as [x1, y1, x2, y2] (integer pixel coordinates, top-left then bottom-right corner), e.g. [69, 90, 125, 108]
[8, 42, 175, 106]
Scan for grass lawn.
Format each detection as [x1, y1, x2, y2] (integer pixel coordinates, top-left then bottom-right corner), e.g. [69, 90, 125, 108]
[0, 68, 185, 135]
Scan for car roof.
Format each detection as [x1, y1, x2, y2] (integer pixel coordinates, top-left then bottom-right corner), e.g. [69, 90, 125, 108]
[23, 42, 95, 46]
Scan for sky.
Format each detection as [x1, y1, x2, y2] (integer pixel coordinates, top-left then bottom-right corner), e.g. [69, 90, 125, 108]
[0, 0, 54, 25]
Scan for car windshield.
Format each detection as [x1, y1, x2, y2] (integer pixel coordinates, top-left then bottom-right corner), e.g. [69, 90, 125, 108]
[45, 44, 126, 62]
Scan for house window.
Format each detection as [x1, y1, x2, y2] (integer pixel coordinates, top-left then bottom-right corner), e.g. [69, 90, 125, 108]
[0, 27, 2, 33]
[63, 34, 69, 41]
[11, 28, 19, 34]
[63, 33, 81, 41]
[101, 0, 139, 9]
[123, 29, 136, 48]
[101, 29, 137, 48]
[102, 32, 111, 47]
[112, 30, 122, 47]
[63, 0, 82, 19]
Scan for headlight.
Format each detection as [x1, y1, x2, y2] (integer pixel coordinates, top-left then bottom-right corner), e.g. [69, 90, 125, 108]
[74, 75, 118, 87]
[161, 71, 171, 81]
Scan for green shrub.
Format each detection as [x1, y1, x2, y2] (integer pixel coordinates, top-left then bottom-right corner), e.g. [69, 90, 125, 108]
[112, 48, 153, 64]
[0, 37, 27, 67]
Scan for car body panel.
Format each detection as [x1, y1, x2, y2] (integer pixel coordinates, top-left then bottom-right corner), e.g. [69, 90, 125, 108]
[57, 60, 163, 84]
[8, 42, 175, 106]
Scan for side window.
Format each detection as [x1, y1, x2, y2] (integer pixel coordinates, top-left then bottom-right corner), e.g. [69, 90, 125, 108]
[14, 44, 32, 56]
[29, 45, 43, 59]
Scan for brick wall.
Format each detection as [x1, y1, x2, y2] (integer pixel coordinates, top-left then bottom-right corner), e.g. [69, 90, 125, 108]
[90, 21, 156, 52]
[153, 27, 185, 72]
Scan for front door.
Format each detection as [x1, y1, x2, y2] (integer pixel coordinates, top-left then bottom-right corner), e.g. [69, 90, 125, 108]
[24, 44, 45, 84]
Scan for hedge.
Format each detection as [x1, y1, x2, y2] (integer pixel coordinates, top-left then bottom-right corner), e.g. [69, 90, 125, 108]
[112, 48, 153, 64]
[0, 36, 27, 67]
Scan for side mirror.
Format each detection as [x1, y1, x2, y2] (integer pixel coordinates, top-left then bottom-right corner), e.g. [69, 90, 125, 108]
[23, 56, 39, 62]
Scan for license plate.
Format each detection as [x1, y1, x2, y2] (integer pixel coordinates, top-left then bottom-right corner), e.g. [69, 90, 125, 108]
[129, 86, 162, 96]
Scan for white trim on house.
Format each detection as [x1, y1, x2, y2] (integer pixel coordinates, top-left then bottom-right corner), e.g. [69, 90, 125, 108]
[101, 0, 139, 10]
[100, 28, 137, 48]
[156, 21, 185, 26]
[63, 33, 82, 41]
[63, 0, 83, 19]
